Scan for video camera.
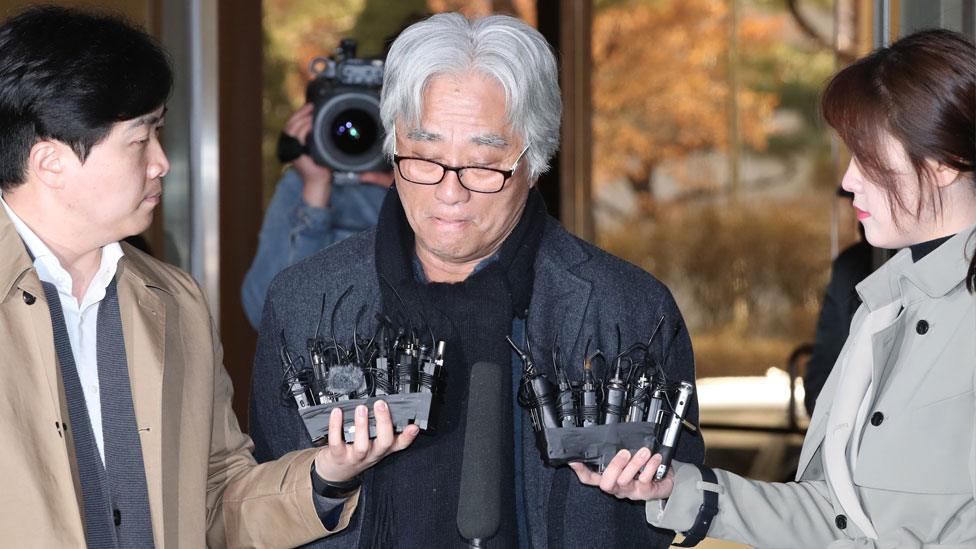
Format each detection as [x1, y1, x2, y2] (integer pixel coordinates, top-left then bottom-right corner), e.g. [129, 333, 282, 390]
[303, 38, 389, 173]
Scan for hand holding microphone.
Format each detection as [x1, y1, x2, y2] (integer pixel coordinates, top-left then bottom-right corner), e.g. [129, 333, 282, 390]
[570, 379, 693, 501]
[312, 399, 419, 484]
[569, 448, 675, 502]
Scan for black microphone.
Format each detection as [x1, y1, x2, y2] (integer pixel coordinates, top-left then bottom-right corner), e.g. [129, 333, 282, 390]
[457, 362, 505, 547]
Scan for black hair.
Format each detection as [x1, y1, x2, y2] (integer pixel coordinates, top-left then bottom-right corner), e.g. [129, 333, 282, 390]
[0, 6, 173, 190]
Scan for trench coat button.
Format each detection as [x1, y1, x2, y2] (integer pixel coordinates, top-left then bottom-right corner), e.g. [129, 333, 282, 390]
[113, 508, 122, 526]
[916, 320, 929, 335]
[835, 514, 847, 529]
[870, 411, 884, 426]
[22, 291, 36, 305]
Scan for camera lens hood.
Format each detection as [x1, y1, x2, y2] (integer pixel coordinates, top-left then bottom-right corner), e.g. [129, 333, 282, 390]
[309, 88, 387, 172]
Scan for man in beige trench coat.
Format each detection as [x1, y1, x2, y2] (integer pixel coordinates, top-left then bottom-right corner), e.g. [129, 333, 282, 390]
[0, 6, 415, 548]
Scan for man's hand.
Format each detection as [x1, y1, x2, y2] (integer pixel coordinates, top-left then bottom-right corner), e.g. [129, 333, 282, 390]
[569, 448, 674, 501]
[312, 399, 419, 483]
[284, 103, 333, 208]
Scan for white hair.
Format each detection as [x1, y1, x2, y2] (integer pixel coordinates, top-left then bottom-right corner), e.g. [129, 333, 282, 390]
[380, 12, 561, 180]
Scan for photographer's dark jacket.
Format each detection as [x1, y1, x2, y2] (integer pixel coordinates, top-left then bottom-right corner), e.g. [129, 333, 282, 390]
[249, 188, 705, 548]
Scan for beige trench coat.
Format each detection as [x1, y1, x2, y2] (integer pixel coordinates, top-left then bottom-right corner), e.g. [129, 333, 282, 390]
[0, 208, 357, 548]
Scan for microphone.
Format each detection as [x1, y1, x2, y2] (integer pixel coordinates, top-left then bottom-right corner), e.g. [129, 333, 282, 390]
[655, 381, 694, 480]
[457, 362, 505, 547]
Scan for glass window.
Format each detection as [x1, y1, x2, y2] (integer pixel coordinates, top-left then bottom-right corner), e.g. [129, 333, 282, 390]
[591, 0, 853, 382]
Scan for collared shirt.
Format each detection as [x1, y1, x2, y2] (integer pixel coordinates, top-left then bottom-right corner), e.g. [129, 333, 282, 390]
[0, 194, 124, 463]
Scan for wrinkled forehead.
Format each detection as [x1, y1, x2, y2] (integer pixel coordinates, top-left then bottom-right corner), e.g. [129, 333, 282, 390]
[396, 72, 518, 147]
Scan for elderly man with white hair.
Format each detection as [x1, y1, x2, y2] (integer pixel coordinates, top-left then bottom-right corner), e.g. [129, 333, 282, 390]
[249, 12, 704, 548]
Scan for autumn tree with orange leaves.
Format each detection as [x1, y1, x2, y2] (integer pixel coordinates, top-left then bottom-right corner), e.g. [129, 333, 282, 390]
[592, 0, 783, 191]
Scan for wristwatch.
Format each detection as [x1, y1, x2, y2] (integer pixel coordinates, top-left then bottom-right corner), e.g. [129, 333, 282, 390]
[310, 461, 362, 499]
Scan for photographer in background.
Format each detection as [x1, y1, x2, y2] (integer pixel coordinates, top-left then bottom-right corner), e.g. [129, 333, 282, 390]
[242, 46, 394, 329]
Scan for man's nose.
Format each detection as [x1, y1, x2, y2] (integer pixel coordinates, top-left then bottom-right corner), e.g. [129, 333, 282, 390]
[149, 141, 170, 180]
[434, 168, 469, 204]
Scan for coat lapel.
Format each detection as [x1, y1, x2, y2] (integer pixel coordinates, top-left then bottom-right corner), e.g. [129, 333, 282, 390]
[796, 370, 835, 478]
[528, 221, 593, 375]
[869, 319, 899, 398]
[116, 251, 168, 546]
[524, 222, 593, 547]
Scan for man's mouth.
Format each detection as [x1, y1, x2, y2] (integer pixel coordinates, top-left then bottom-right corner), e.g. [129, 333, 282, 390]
[431, 216, 469, 226]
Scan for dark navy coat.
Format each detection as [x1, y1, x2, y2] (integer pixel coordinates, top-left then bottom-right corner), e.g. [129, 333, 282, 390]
[249, 217, 705, 548]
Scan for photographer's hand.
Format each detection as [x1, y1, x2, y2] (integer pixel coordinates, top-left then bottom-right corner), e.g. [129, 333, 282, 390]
[358, 170, 395, 189]
[285, 103, 333, 208]
[570, 448, 674, 501]
[312, 399, 419, 483]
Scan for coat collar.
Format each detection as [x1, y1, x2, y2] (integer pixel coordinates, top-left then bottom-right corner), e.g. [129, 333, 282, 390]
[115, 243, 177, 296]
[856, 224, 976, 310]
[0, 205, 38, 303]
[0, 203, 178, 300]
[536, 217, 592, 271]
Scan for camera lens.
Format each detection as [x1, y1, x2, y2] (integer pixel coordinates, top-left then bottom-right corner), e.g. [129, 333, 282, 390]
[309, 90, 387, 172]
[330, 109, 378, 155]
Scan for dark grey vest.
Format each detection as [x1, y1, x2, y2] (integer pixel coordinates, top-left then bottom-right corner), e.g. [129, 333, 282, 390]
[43, 277, 155, 548]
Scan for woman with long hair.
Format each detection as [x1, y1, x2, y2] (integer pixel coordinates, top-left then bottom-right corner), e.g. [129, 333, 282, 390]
[572, 28, 976, 548]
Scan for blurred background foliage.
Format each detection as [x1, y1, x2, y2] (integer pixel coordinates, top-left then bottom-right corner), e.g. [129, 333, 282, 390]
[592, 0, 782, 190]
[593, 0, 845, 378]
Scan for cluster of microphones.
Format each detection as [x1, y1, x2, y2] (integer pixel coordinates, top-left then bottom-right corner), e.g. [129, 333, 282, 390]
[277, 291, 446, 444]
[278, 299, 695, 547]
[511, 321, 697, 479]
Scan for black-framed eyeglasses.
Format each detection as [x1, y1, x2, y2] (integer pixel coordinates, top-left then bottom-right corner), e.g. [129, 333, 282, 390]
[392, 146, 529, 194]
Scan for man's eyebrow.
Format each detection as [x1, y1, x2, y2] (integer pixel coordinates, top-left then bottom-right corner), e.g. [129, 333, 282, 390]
[406, 128, 441, 141]
[128, 106, 169, 129]
[470, 134, 508, 149]
[405, 128, 509, 149]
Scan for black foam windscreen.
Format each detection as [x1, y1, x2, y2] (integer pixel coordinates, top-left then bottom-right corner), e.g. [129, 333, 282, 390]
[457, 362, 505, 543]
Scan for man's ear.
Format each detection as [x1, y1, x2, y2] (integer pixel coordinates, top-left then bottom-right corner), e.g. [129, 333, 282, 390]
[28, 140, 68, 190]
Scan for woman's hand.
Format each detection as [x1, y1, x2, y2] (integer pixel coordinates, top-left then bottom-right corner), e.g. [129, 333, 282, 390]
[569, 447, 675, 501]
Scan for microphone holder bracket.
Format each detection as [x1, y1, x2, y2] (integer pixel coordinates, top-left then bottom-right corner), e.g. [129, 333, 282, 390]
[539, 422, 660, 470]
[299, 392, 433, 444]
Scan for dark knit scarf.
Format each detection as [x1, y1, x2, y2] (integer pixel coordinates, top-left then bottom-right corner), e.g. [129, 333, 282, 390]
[358, 187, 547, 548]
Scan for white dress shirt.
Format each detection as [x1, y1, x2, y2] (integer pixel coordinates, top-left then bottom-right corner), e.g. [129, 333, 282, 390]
[1, 195, 123, 463]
